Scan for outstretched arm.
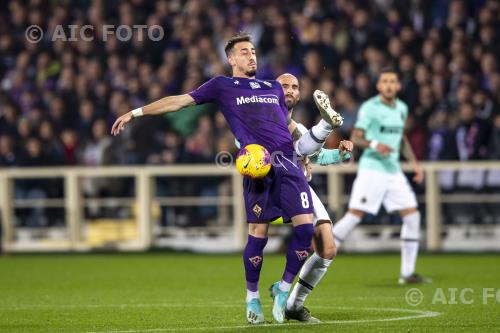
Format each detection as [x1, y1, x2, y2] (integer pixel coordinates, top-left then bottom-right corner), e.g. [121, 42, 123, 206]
[311, 140, 353, 165]
[140, 94, 196, 115]
[111, 94, 195, 136]
[401, 135, 424, 184]
[286, 112, 302, 142]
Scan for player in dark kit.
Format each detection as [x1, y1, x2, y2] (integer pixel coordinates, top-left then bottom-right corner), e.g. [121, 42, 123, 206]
[111, 33, 342, 324]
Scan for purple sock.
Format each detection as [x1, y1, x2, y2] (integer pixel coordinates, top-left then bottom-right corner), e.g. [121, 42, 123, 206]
[282, 223, 314, 284]
[243, 234, 268, 291]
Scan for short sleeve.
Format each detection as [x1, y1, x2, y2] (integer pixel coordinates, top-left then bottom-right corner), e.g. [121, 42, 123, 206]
[354, 102, 371, 130]
[188, 76, 222, 104]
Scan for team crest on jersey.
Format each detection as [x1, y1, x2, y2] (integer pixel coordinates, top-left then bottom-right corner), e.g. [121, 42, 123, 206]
[263, 81, 272, 87]
[248, 256, 262, 268]
[234, 80, 239, 85]
[249, 82, 261, 89]
[295, 250, 309, 261]
[253, 204, 262, 218]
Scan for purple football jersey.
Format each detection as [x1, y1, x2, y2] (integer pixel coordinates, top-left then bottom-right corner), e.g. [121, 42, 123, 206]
[189, 76, 294, 156]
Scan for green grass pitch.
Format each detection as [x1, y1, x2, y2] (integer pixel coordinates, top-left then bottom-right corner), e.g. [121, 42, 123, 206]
[0, 253, 499, 332]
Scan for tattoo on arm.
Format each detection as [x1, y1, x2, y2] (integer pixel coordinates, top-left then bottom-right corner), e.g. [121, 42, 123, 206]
[350, 129, 370, 149]
[291, 127, 302, 142]
[288, 120, 303, 142]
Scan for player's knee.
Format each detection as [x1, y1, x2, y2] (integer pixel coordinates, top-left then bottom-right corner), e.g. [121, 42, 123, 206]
[399, 207, 418, 217]
[347, 208, 364, 218]
[318, 244, 336, 260]
[244, 234, 268, 253]
[401, 211, 421, 240]
[314, 221, 337, 259]
[248, 223, 268, 238]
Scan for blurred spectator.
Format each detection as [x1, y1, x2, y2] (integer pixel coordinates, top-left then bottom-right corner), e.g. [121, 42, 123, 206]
[16, 137, 50, 226]
[428, 110, 454, 161]
[81, 119, 114, 216]
[18, 137, 49, 166]
[0, 0, 498, 170]
[451, 102, 492, 161]
[0, 135, 16, 166]
[0, 104, 19, 138]
[81, 119, 113, 166]
[333, 87, 358, 136]
[60, 129, 79, 165]
[38, 120, 64, 164]
[489, 114, 500, 160]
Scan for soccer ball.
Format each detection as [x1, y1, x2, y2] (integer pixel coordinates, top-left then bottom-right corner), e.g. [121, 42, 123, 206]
[236, 144, 271, 179]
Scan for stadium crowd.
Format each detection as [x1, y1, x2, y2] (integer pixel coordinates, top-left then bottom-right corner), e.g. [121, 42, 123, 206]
[1, 0, 499, 168]
[0, 0, 499, 226]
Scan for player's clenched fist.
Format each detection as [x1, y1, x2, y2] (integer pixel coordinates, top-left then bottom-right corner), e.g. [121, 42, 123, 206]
[338, 140, 353, 153]
[111, 112, 133, 136]
[338, 140, 353, 161]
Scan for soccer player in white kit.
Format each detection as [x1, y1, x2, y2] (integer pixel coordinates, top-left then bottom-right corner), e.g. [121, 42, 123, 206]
[332, 68, 428, 284]
[278, 74, 353, 321]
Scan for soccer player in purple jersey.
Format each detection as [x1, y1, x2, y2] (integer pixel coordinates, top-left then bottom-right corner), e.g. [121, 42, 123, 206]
[111, 33, 342, 324]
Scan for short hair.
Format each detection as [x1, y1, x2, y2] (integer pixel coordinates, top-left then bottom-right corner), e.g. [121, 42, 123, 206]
[224, 32, 252, 57]
[378, 67, 400, 79]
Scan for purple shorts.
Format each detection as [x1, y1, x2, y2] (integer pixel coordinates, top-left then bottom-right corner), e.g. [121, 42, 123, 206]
[243, 155, 314, 223]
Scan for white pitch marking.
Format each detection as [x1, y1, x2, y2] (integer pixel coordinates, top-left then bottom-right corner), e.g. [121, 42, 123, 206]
[82, 306, 441, 333]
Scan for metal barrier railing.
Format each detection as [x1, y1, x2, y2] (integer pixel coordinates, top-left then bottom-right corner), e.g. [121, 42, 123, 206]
[0, 161, 499, 252]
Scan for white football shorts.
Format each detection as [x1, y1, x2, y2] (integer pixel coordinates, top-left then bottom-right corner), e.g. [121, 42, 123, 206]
[348, 169, 417, 215]
[310, 185, 331, 225]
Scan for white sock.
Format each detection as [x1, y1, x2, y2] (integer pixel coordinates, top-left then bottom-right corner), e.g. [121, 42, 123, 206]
[311, 119, 333, 141]
[401, 241, 419, 278]
[295, 120, 333, 156]
[279, 280, 292, 292]
[287, 253, 333, 310]
[400, 211, 421, 278]
[332, 212, 362, 248]
[246, 290, 260, 302]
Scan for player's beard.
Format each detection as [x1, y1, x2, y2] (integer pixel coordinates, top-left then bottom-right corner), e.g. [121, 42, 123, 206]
[285, 100, 296, 110]
[245, 69, 257, 77]
[285, 96, 298, 110]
